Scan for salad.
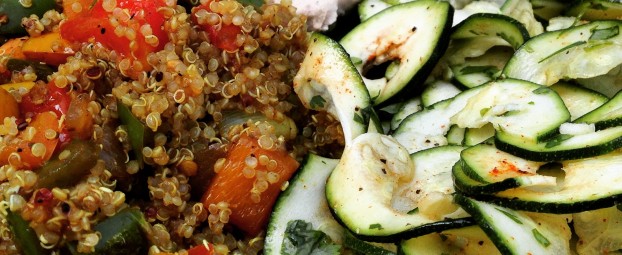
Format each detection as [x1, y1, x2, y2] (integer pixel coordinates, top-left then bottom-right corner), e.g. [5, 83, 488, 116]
[1, 0, 622, 255]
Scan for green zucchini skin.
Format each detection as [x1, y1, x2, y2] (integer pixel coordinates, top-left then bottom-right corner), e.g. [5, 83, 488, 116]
[0, 0, 57, 35]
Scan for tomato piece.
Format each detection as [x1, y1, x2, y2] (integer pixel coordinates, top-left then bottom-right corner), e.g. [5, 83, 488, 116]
[60, 0, 169, 77]
[188, 243, 214, 255]
[201, 134, 299, 235]
[20, 82, 71, 118]
[192, 2, 242, 51]
[0, 111, 60, 169]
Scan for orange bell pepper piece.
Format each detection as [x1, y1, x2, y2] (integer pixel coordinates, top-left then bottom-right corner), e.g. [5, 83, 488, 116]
[201, 134, 299, 235]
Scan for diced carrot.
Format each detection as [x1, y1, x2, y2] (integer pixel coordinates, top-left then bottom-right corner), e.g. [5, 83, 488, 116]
[0, 88, 19, 121]
[201, 134, 300, 235]
[0, 111, 60, 169]
[22, 32, 75, 66]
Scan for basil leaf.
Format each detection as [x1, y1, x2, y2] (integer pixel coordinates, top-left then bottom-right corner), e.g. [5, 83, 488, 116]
[282, 220, 341, 255]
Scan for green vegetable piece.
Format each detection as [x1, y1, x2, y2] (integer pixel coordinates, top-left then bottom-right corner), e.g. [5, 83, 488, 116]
[5, 210, 51, 255]
[6, 58, 55, 81]
[495, 208, 523, 224]
[532, 87, 551, 95]
[532, 228, 551, 247]
[310, 95, 327, 109]
[538, 41, 587, 63]
[68, 208, 150, 255]
[0, 0, 57, 35]
[117, 102, 151, 168]
[590, 26, 619, 40]
[238, 0, 265, 8]
[369, 223, 384, 230]
[281, 220, 341, 255]
[35, 139, 99, 190]
[544, 134, 574, 148]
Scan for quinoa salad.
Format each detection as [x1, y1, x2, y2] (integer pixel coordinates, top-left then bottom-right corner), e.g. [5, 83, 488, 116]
[0, 0, 346, 254]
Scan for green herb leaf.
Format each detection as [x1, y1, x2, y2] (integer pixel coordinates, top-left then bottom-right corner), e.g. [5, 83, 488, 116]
[532, 228, 551, 247]
[538, 41, 587, 63]
[532, 87, 550, 94]
[238, 0, 265, 8]
[369, 223, 384, 230]
[495, 208, 523, 224]
[282, 220, 341, 255]
[480, 107, 491, 117]
[353, 113, 365, 125]
[590, 26, 619, 41]
[351, 57, 363, 66]
[310, 95, 326, 109]
[407, 208, 419, 215]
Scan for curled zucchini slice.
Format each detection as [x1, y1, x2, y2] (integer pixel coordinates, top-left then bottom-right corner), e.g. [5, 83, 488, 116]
[326, 133, 473, 242]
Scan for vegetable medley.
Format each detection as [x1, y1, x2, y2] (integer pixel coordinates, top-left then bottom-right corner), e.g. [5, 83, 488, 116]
[3, 0, 622, 254]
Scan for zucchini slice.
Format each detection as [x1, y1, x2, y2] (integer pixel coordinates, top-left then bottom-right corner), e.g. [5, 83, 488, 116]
[395, 79, 569, 154]
[390, 96, 422, 131]
[453, 159, 524, 195]
[451, 47, 514, 88]
[326, 134, 473, 242]
[460, 144, 553, 189]
[399, 225, 501, 255]
[531, 0, 566, 21]
[450, 79, 569, 143]
[446, 124, 466, 146]
[575, 89, 622, 130]
[340, 0, 453, 106]
[503, 20, 622, 86]
[421, 80, 461, 107]
[549, 82, 608, 121]
[451, 13, 530, 50]
[455, 194, 571, 255]
[264, 154, 341, 254]
[463, 123, 495, 146]
[565, 0, 622, 20]
[394, 87, 483, 153]
[573, 206, 622, 254]
[293, 33, 374, 145]
[495, 125, 622, 161]
[480, 149, 622, 213]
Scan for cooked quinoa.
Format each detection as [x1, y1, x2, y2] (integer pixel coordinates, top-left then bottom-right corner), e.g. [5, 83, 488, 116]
[0, 0, 344, 254]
